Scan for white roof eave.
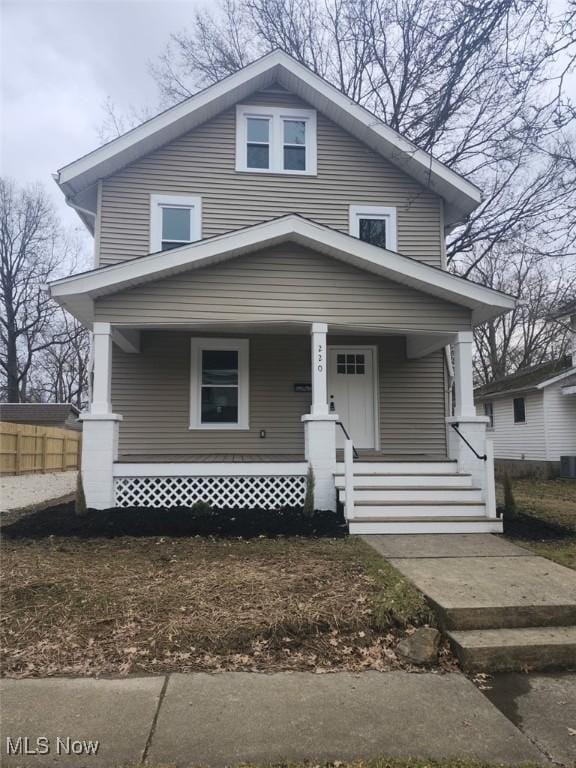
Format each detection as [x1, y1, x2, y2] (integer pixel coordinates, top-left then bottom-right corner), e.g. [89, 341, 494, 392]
[49, 216, 514, 327]
[56, 51, 481, 226]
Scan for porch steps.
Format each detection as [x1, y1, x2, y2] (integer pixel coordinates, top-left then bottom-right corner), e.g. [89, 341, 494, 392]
[348, 518, 503, 534]
[335, 461, 501, 535]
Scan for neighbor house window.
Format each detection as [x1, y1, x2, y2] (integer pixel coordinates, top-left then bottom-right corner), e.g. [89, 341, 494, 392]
[483, 401, 494, 428]
[190, 338, 249, 429]
[349, 206, 397, 251]
[513, 397, 526, 424]
[150, 194, 201, 252]
[236, 105, 317, 174]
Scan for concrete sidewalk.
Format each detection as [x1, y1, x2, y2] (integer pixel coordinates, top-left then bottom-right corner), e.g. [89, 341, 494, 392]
[0, 671, 551, 767]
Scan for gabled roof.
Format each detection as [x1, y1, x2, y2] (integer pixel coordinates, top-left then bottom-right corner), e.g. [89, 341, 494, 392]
[56, 50, 481, 229]
[49, 215, 514, 327]
[474, 356, 575, 399]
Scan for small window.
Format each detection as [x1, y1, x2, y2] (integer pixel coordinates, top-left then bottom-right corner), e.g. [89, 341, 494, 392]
[336, 353, 365, 375]
[150, 195, 201, 253]
[483, 401, 494, 428]
[190, 339, 249, 429]
[236, 105, 317, 175]
[349, 205, 397, 251]
[513, 397, 526, 424]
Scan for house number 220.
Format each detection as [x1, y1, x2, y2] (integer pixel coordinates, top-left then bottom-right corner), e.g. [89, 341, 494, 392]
[317, 343, 324, 372]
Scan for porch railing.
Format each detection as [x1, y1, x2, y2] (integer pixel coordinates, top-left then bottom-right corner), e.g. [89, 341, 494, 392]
[336, 421, 356, 520]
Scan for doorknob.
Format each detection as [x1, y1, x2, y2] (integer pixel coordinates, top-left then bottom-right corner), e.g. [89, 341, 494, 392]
[329, 395, 335, 412]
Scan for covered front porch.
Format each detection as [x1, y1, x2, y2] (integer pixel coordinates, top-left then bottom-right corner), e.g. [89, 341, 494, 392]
[80, 319, 497, 532]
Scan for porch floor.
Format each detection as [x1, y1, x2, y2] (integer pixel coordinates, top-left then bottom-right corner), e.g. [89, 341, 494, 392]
[115, 452, 451, 463]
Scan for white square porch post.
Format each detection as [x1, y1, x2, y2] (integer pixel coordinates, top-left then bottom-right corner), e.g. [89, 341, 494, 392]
[80, 322, 122, 509]
[446, 331, 496, 517]
[301, 322, 338, 511]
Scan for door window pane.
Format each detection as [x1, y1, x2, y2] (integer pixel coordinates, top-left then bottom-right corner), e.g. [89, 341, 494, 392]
[336, 352, 366, 374]
[162, 207, 191, 242]
[359, 218, 387, 248]
[201, 387, 239, 423]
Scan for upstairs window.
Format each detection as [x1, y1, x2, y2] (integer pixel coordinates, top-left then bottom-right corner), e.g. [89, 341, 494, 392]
[349, 205, 397, 251]
[236, 105, 317, 175]
[150, 195, 201, 252]
[513, 397, 526, 424]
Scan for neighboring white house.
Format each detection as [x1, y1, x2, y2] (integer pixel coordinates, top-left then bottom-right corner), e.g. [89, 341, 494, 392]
[475, 356, 576, 476]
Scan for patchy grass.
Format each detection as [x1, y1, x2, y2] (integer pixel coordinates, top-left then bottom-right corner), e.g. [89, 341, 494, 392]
[0, 536, 441, 678]
[498, 477, 576, 569]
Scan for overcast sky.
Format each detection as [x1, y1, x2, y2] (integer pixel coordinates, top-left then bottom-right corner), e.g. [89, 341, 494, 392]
[1, 0, 197, 252]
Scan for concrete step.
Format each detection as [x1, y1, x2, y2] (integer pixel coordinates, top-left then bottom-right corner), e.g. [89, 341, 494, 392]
[350, 502, 487, 518]
[334, 473, 474, 488]
[349, 517, 503, 535]
[335, 461, 458, 474]
[339, 487, 484, 503]
[447, 626, 576, 672]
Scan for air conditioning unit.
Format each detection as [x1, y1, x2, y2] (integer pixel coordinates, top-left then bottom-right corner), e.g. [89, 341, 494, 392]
[560, 456, 576, 479]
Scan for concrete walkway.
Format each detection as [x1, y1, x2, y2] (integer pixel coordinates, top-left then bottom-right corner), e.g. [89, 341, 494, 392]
[364, 534, 576, 672]
[0, 671, 550, 767]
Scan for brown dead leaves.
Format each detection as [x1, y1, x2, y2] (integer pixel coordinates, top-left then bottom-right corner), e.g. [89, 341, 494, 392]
[1, 537, 450, 677]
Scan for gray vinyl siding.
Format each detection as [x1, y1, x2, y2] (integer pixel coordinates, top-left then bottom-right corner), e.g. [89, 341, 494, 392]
[99, 89, 443, 267]
[112, 332, 447, 457]
[96, 244, 471, 332]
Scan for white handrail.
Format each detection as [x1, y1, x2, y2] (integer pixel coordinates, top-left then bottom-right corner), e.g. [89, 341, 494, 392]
[344, 437, 355, 520]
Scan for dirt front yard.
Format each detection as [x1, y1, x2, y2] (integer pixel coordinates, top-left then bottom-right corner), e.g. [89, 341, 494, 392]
[1, 535, 445, 678]
[500, 478, 576, 569]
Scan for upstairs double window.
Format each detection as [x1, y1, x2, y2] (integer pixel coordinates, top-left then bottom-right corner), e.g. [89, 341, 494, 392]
[236, 105, 317, 175]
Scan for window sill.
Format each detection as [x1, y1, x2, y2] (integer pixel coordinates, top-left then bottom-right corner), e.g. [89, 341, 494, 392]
[235, 167, 317, 177]
[189, 424, 250, 431]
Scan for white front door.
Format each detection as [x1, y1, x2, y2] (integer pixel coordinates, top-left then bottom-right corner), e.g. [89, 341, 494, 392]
[328, 347, 377, 449]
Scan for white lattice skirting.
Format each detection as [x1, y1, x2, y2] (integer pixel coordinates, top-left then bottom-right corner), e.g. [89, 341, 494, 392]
[114, 474, 307, 508]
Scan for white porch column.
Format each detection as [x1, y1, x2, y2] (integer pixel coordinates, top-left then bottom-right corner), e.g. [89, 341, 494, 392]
[446, 332, 496, 517]
[310, 322, 329, 415]
[80, 322, 122, 509]
[301, 322, 338, 511]
[453, 331, 476, 418]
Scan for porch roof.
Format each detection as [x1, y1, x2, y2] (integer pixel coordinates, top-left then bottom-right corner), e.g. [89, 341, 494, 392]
[49, 215, 515, 327]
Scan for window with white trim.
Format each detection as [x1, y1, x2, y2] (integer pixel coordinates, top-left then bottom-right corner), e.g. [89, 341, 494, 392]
[150, 194, 201, 252]
[190, 338, 249, 429]
[236, 105, 317, 175]
[349, 205, 397, 251]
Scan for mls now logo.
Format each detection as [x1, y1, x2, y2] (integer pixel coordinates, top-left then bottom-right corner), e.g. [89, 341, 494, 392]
[6, 736, 100, 755]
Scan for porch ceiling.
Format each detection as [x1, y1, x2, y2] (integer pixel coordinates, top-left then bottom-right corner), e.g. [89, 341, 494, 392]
[110, 322, 455, 358]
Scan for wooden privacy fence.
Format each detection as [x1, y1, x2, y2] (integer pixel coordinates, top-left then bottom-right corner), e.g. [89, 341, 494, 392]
[0, 422, 81, 475]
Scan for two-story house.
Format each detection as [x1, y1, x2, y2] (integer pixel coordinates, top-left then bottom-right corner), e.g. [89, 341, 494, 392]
[49, 50, 515, 533]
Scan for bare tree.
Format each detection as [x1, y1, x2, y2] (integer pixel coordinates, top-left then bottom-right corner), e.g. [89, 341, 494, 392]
[0, 178, 88, 403]
[150, 0, 576, 267]
[462, 247, 576, 384]
[27, 312, 90, 409]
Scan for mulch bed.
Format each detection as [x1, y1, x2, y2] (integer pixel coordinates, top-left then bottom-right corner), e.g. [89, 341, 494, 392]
[1, 502, 347, 539]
